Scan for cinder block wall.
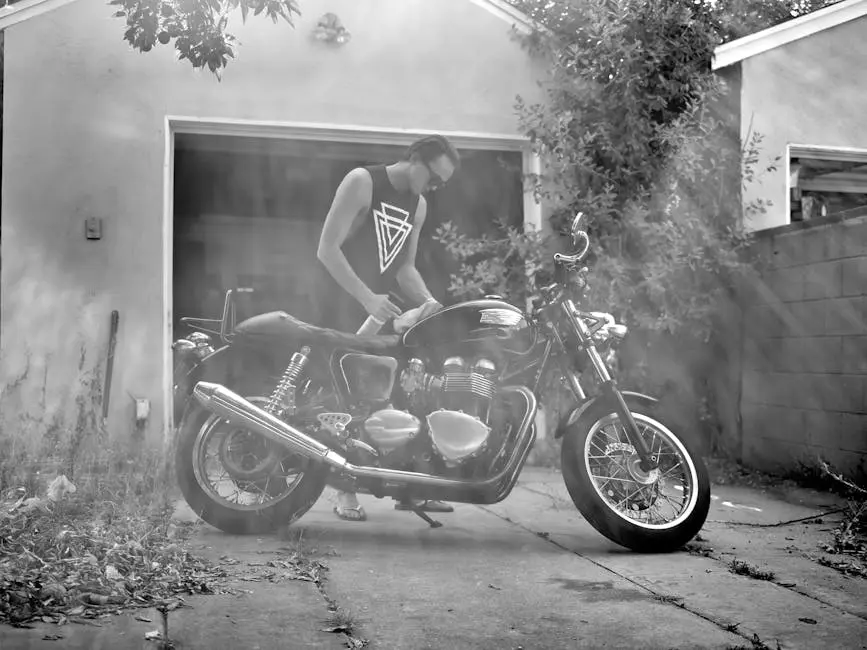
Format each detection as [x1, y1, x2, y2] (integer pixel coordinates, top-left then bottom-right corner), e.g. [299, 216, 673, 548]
[740, 214, 867, 480]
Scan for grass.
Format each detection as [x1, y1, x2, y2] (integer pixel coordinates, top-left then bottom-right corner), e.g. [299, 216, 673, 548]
[0, 352, 228, 629]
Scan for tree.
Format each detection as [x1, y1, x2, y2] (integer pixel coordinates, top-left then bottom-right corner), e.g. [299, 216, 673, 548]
[435, 0, 834, 451]
[104, 0, 838, 75]
[108, 0, 300, 75]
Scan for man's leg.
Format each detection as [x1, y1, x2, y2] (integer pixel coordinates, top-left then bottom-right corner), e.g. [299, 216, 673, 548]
[331, 309, 380, 522]
[332, 308, 453, 520]
[333, 489, 366, 521]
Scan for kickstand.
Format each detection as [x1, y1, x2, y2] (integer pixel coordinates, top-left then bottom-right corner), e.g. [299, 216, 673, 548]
[411, 508, 443, 528]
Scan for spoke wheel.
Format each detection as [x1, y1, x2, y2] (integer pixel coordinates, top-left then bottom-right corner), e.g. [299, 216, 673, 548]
[192, 396, 311, 512]
[177, 378, 328, 535]
[561, 399, 710, 553]
[584, 412, 699, 530]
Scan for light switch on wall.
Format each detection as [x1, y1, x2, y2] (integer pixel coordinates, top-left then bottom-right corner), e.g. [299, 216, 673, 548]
[135, 398, 150, 423]
[85, 217, 102, 240]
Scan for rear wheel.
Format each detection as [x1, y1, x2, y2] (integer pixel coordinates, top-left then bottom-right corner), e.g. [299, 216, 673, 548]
[176, 377, 328, 535]
[561, 400, 710, 553]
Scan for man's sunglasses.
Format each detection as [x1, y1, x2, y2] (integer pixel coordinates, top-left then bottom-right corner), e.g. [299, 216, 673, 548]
[425, 162, 448, 192]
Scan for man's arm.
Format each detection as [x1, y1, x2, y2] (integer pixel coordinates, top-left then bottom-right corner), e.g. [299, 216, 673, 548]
[396, 196, 438, 307]
[317, 169, 400, 320]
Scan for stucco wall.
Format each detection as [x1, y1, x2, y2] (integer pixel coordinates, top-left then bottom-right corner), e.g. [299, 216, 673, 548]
[738, 216, 867, 480]
[740, 16, 867, 231]
[0, 0, 544, 443]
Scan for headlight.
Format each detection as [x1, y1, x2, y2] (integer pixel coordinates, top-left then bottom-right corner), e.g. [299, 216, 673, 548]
[608, 324, 628, 341]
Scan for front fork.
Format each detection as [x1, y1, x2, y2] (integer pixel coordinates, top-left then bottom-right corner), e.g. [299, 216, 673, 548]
[561, 301, 658, 472]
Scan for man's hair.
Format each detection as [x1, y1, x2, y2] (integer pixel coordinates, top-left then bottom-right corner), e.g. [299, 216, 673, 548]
[405, 134, 461, 171]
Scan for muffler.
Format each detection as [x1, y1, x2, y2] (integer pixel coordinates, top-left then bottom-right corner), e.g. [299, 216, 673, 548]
[193, 381, 350, 471]
[192, 381, 537, 495]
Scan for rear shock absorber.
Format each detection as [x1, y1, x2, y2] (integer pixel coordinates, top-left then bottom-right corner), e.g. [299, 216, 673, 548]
[265, 346, 311, 416]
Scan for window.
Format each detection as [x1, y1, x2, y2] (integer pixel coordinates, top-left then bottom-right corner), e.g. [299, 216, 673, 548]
[788, 145, 867, 223]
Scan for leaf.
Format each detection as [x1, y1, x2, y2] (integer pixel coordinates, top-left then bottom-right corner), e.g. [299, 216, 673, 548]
[322, 624, 351, 633]
[798, 617, 818, 625]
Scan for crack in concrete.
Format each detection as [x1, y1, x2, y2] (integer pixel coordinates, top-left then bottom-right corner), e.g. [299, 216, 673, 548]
[706, 508, 848, 527]
[474, 502, 784, 649]
[312, 568, 369, 649]
[514, 483, 861, 619]
[687, 535, 867, 622]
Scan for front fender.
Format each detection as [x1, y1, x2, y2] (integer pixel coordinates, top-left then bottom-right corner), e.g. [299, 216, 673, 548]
[553, 391, 658, 440]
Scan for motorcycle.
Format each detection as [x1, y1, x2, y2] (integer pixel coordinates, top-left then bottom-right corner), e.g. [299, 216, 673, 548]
[171, 213, 710, 553]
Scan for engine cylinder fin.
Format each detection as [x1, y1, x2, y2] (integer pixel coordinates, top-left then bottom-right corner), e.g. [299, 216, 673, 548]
[442, 372, 497, 399]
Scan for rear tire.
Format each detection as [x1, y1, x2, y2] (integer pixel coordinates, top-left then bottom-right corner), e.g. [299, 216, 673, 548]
[561, 400, 710, 553]
[176, 377, 328, 535]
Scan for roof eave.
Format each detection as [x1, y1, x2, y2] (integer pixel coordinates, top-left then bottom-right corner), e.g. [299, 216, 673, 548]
[0, 0, 543, 34]
[712, 0, 867, 71]
[468, 0, 541, 35]
[0, 0, 80, 30]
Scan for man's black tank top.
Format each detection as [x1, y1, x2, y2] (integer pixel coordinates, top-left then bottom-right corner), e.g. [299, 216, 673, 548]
[315, 165, 421, 332]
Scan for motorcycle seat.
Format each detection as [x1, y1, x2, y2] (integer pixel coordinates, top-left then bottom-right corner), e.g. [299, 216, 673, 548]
[234, 311, 400, 353]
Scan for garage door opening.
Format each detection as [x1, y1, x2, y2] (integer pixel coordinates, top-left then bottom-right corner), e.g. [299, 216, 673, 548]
[171, 133, 525, 337]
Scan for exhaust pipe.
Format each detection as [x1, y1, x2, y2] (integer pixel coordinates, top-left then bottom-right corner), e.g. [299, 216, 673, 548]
[194, 382, 350, 471]
[193, 381, 537, 492]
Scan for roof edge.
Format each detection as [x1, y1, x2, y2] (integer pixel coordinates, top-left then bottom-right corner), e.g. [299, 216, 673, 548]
[712, 0, 867, 70]
[467, 0, 539, 35]
[0, 0, 541, 34]
[0, 0, 78, 30]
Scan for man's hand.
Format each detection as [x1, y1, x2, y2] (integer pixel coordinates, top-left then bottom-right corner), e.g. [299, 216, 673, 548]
[418, 299, 443, 321]
[392, 299, 443, 334]
[363, 294, 402, 322]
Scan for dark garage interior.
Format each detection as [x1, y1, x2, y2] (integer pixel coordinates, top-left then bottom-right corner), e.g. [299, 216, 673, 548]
[172, 134, 524, 336]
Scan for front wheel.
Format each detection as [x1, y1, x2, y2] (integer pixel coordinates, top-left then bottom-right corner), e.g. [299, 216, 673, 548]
[561, 401, 710, 553]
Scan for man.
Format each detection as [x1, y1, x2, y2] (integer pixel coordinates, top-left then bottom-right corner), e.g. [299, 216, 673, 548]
[316, 134, 460, 522]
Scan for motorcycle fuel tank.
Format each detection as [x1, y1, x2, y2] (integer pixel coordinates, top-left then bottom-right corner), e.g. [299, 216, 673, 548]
[402, 299, 535, 354]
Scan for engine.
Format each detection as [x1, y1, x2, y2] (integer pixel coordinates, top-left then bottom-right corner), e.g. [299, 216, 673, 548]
[360, 355, 500, 469]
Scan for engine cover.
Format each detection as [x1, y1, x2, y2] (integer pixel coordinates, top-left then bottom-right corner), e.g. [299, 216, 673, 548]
[363, 409, 421, 454]
[426, 409, 491, 466]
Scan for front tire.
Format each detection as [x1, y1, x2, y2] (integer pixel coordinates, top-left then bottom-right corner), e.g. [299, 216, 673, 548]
[561, 400, 710, 553]
[176, 377, 328, 535]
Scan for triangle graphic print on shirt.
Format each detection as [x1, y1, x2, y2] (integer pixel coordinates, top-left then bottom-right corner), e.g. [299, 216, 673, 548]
[372, 202, 414, 274]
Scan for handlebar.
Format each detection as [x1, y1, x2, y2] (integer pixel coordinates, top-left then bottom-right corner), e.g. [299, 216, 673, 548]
[554, 213, 590, 267]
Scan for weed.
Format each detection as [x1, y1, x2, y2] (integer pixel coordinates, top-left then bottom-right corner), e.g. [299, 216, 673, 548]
[323, 607, 359, 635]
[818, 461, 866, 567]
[725, 633, 782, 650]
[0, 345, 206, 628]
[684, 541, 714, 557]
[729, 559, 775, 581]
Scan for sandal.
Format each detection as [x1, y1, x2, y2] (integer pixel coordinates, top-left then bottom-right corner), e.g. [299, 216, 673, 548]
[333, 504, 367, 522]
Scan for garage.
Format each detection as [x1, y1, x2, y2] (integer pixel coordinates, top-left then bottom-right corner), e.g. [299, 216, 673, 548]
[171, 127, 528, 336]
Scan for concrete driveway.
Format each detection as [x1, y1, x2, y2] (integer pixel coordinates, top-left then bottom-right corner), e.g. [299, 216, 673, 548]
[2, 468, 865, 650]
